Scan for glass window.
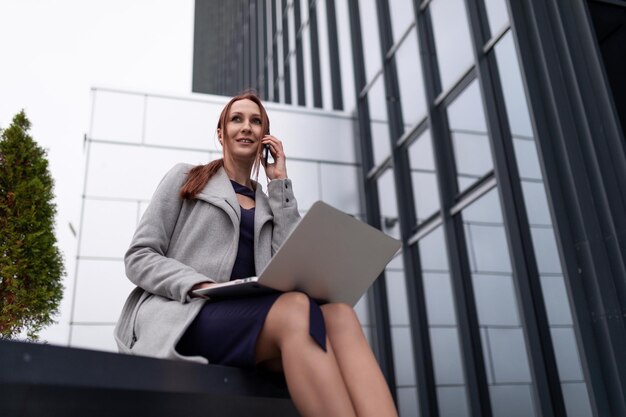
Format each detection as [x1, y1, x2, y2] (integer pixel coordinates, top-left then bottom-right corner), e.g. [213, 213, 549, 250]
[389, 0, 415, 45]
[461, 188, 537, 415]
[484, 0, 510, 37]
[395, 26, 428, 131]
[369, 74, 392, 167]
[408, 129, 439, 222]
[359, 0, 383, 83]
[494, 31, 592, 416]
[386, 270, 411, 326]
[490, 384, 535, 417]
[423, 272, 456, 325]
[392, 326, 417, 386]
[430, 328, 466, 385]
[397, 387, 420, 417]
[446, 80, 493, 193]
[377, 168, 400, 239]
[418, 227, 470, 417]
[438, 386, 470, 417]
[429, 0, 474, 93]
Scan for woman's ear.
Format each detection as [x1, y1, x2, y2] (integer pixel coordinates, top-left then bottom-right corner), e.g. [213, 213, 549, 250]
[217, 128, 223, 145]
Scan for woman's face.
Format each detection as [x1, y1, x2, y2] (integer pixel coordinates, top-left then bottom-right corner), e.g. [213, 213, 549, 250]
[220, 99, 264, 163]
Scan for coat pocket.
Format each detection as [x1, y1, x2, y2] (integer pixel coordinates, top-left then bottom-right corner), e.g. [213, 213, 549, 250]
[129, 291, 153, 349]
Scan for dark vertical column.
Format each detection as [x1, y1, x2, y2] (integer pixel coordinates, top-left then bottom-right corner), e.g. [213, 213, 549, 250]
[282, 0, 292, 103]
[463, 1, 566, 416]
[243, 1, 251, 90]
[308, 1, 323, 107]
[347, 0, 397, 398]
[262, 0, 270, 99]
[294, 0, 306, 106]
[507, 0, 626, 416]
[325, 0, 343, 110]
[250, 0, 258, 92]
[271, 0, 280, 101]
[412, 2, 493, 416]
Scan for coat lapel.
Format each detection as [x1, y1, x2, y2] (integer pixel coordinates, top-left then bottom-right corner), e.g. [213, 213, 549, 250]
[195, 167, 240, 227]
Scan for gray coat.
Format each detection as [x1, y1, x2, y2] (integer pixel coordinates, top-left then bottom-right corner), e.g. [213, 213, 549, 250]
[114, 163, 300, 364]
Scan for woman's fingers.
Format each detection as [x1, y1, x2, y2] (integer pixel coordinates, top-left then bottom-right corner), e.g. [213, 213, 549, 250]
[261, 135, 288, 180]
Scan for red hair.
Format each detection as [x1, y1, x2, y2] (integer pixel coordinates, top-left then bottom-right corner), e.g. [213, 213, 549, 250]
[180, 92, 270, 199]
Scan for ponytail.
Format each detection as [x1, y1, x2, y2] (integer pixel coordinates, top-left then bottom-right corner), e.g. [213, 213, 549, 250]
[179, 159, 224, 199]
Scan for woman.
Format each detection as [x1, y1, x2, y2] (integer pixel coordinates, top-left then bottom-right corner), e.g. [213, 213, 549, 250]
[114, 92, 398, 417]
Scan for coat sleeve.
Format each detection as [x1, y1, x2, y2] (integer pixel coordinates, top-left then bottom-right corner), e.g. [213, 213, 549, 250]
[267, 178, 301, 254]
[124, 163, 213, 303]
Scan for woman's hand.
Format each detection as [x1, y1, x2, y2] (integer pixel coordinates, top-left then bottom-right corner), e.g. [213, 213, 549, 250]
[189, 282, 216, 298]
[261, 135, 288, 180]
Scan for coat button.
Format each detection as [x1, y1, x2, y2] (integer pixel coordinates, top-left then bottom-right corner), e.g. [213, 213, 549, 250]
[286, 198, 290, 202]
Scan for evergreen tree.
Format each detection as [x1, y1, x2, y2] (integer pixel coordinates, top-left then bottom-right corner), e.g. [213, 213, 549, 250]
[0, 111, 64, 340]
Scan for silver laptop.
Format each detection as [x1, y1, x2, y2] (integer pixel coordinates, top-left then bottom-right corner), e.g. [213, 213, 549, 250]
[192, 201, 401, 306]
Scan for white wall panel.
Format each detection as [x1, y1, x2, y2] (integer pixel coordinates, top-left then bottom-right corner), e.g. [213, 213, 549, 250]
[79, 199, 137, 258]
[86, 142, 209, 200]
[91, 91, 144, 143]
[144, 97, 222, 150]
[73, 260, 133, 323]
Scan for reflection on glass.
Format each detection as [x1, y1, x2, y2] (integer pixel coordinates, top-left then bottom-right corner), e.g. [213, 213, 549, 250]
[389, 0, 415, 45]
[377, 168, 400, 239]
[395, 26, 427, 132]
[461, 189, 536, 416]
[429, 0, 474, 93]
[446, 80, 493, 193]
[398, 387, 420, 417]
[408, 129, 439, 222]
[392, 327, 417, 386]
[359, 0, 383, 82]
[386, 271, 411, 326]
[484, 0, 510, 37]
[418, 227, 469, 417]
[494, 31, 592, 415]
[369, 75, 392, 167]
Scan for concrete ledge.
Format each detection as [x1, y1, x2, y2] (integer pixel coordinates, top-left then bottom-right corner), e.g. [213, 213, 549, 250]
[0, 340, 298, 417]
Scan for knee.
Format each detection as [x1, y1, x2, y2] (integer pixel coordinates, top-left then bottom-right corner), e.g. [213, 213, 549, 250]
[269, 291, 311, 332]
[321, 302, 360, 333]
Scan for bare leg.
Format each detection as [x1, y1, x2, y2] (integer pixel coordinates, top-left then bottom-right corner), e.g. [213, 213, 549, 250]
[321, 303, 399, 417]
[255, 292, 357, 417]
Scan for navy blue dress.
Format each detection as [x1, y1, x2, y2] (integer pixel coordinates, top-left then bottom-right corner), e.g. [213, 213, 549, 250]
[177, 180, 326, 368]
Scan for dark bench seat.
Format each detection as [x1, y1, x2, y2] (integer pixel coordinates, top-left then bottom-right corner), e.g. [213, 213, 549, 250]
[0, 340, 298, 417]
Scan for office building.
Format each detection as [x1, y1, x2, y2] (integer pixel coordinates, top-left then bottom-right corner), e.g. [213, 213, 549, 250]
[191, 1, 626, 417]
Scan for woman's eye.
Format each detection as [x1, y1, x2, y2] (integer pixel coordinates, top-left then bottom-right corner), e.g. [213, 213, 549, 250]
[231, 116, 241, 122]
[252, 118, 262, 125]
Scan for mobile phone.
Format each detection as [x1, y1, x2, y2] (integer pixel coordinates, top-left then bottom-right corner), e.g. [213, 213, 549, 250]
[263, 144, 270, 165]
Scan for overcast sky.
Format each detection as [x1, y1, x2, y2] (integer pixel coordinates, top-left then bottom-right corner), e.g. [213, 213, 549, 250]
[0, 0, 194, 343]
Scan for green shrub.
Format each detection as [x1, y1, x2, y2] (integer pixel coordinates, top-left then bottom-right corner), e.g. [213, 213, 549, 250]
[0, 111, 64, 340]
